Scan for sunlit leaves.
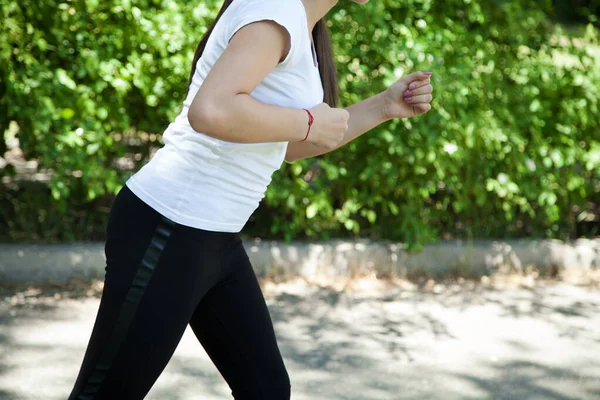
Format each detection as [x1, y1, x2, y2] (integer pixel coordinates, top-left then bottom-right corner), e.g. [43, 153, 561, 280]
[1, 0, 216, 207]
[2, 0, 599, 243]
[262, 0, 600, 243]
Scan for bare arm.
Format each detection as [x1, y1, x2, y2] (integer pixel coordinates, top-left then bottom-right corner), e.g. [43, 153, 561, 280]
[285, 93, 388, 162]
[188, 21, 307, 143]
[285, 72, 434, 162]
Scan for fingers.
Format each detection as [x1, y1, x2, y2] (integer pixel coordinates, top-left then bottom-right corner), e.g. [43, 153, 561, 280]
[413, 104, 432, 115]
[401, 71, 434, 115]
[404, 93, 433, 104]
[404, 83, 433, 99]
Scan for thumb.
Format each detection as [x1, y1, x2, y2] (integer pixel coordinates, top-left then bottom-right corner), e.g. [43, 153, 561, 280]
[401, 71, 433, 84]
[413, 103, 432, 116]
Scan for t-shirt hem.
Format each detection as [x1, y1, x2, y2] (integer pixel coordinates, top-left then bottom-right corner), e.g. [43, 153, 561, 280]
[125, 179, 244, 233]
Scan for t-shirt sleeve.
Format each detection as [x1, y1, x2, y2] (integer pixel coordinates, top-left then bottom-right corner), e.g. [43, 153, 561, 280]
[225, 0, 305, 66]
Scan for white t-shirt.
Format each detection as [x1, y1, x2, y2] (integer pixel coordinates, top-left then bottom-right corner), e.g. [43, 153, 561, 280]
[126, 0, 324, 232]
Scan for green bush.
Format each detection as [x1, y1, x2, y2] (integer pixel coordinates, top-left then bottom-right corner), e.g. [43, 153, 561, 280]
[0, 0, 219, 205]
[0, 181, 109, 242]
[255, 0, 600, 243]
[1, 0, 599, 243]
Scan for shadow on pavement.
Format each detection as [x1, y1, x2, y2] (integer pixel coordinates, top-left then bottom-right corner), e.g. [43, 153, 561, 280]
[454, 359, 600, 400]
[0, 389, 24, 400]
[1, 278, 599, 399]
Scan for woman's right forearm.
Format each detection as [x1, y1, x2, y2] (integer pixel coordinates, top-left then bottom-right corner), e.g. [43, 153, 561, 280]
[188, 94, 308, 144]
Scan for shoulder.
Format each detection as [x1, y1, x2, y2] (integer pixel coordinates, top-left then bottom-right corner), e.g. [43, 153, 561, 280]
[225, 0, 307, 59]
[234, 0, 305, 14]
[228, 0, 306, 35]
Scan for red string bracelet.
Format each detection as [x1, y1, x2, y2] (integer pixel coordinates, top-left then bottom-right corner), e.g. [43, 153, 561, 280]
[301, 109, 314, 142]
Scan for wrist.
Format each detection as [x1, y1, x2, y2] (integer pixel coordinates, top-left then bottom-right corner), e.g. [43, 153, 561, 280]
[301, 109, 314, 142]
[377, 91, 394, 122]
[293, 109, 309, 142]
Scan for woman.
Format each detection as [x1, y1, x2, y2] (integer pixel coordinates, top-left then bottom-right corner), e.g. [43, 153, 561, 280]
[68, 0, 433, 398]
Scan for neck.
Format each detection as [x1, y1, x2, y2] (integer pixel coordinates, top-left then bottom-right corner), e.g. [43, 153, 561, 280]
[300, 0, 338, 30]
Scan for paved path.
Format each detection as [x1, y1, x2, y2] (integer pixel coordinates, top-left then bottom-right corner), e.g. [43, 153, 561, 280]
[1, 279, 599, 399]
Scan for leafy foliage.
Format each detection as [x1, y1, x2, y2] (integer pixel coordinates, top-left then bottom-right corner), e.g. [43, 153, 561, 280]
[1, 0, 599, 243]
[254, 0, 600, 243]
[0, 0, 216, 205]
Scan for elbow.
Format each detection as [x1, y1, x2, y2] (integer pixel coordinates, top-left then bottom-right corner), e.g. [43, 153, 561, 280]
[284, 149, 297, 163]
[188, 98, 225, 136]
[285, 151, 304, 163]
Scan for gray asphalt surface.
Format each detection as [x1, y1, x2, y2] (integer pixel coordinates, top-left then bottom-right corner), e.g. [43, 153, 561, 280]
[1, 279, 599, 400]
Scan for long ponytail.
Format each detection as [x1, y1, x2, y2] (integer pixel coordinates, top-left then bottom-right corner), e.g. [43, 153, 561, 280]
[186, 0, 339, 107]
[313, 18, 339, 107]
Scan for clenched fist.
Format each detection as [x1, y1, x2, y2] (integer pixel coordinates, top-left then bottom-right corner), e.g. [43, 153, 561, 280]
[304, 103, 350, 150]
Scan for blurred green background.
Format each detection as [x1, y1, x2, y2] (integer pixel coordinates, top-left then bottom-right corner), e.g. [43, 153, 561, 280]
[1, 0, 599, 245]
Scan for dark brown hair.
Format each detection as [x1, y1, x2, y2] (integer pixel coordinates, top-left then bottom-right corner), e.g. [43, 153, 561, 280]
[186, 0, 339, 107]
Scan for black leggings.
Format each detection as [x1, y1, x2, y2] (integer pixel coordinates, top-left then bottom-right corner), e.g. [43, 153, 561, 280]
[68, 185, 290, 400]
